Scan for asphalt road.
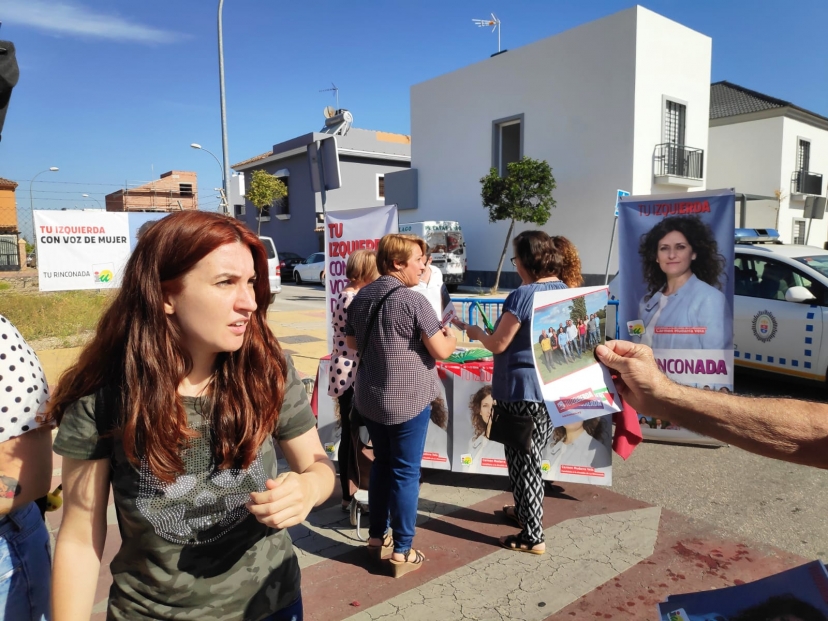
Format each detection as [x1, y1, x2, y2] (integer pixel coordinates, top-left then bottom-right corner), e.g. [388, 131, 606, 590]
[275, 282, 828, 562]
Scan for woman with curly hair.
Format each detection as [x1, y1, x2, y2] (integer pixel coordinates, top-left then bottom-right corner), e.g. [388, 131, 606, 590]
[464, 231, 576, 555]
[551, 236, 583, 288]
[636, 215, 730, 350]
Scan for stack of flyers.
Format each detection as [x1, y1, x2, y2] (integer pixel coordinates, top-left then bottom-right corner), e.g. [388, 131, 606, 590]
[658, 560, 828, 621]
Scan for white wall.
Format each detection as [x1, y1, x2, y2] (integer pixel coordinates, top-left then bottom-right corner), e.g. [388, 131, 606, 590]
[708, 117, 784, 229]
[632, 9, 712, 195]
[780, 117, 828, 246]
[408, 6, 712, 278]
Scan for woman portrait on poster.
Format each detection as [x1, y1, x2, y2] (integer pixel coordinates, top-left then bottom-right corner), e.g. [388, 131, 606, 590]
[468, 384, 495, 459]
[549, 417, 612, 473]
[636, 215, 729, 350]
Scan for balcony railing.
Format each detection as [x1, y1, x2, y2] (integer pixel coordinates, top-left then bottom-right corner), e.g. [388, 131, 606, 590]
[654, 143, 704, 180]
[791, 170, 824, 196]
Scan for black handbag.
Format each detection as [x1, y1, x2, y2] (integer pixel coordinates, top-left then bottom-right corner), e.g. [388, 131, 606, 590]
[485, 402, 535, 454]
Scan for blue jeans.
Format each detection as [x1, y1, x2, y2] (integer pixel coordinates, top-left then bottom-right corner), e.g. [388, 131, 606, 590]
[261, 596, 303, 621]
[363, 405, 430, 554]
[0, 502, 51, 621]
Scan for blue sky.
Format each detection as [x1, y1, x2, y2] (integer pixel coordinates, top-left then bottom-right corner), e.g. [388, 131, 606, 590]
[2, 0, 827, 223]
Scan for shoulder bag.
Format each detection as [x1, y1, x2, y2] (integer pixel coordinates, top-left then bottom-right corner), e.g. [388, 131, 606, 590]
[486, 402, 535, 455]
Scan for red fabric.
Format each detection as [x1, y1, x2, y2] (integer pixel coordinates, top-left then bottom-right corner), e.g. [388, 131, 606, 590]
[611, 397, 643, 460]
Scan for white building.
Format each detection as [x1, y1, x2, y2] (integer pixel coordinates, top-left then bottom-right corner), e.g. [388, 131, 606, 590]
[707, 81, 828, 245]
[387, 6, 712, 286]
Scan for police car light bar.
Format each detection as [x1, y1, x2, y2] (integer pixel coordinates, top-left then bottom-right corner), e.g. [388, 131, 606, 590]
[735, 228, 781, 243]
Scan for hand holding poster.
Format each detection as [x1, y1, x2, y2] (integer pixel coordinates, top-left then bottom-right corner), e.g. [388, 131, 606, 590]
[617, 189, 735, 445]
[531, 286, 621, 427]
[530, 286, 619, 487]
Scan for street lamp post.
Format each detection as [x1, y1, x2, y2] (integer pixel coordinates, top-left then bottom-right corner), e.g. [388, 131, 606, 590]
[81, 194, 103, 209]
[190, 143, 229, 213]
[29, 167, 59, 211]
[217, 0, 231, 209]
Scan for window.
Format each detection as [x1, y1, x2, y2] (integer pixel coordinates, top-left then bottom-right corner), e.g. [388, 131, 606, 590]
[734, 255, 827, 303]
[492, 114, 523, 176]
[797, 139, 811, 172]
[377, 174, 385, 200]
[793, 218, 807, 245]
[274, 176, 289, 216]
[234, 203, 245, 217]
[179, 183, 194, 197]
[257, 204, 271, 221]
[664, 100, 686, 145]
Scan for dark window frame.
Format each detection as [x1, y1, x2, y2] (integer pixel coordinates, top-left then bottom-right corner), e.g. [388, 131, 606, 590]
[491, 113, 524, 176]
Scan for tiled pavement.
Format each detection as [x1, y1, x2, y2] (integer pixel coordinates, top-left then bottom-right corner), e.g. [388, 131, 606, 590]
[37, 309, 810, 620]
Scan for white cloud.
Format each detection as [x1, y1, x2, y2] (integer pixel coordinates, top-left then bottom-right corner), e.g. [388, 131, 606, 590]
[3, 0, 184, 44]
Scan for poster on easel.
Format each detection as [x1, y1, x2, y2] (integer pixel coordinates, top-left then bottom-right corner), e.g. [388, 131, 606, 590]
[617, 189, 735, 446]
[448, 363, 509, 475]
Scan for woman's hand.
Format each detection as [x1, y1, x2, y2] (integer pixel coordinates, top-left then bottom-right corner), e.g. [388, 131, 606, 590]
[466, 325, 487, 341]
[246, 472, 317, 529]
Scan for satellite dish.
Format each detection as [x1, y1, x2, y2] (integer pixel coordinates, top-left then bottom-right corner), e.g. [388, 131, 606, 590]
[323, 106, 337, 119]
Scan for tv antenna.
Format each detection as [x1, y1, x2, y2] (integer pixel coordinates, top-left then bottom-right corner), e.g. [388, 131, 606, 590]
[320, 82, 339, 110]
[472, 13, 501, 53]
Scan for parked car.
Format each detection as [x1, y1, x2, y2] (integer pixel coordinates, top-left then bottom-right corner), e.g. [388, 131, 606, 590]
[278, 251, 304, 281]
[26, 253, 36, 268]
[258, 236, 282, 304]
[733, 230, 828, 383]
[293, 252, 326, 285]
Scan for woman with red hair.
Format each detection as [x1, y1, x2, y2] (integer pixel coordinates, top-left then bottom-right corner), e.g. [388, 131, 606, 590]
[48, 211, 334, 621]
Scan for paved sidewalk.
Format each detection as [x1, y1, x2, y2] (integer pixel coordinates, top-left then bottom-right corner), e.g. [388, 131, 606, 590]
[37, 308, 813, 620]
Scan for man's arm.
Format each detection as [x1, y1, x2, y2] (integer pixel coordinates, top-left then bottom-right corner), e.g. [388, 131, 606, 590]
[596, 341, 828, 469]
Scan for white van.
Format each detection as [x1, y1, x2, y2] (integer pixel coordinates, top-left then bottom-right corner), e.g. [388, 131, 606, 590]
[398, 221, 466, 290]
[258, 236, 282, 304]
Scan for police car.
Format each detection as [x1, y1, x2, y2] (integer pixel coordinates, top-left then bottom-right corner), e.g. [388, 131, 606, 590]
[734, 228, 828, 382]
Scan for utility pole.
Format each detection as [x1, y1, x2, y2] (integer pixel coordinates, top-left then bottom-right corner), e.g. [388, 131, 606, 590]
[217, 0, 232, 209]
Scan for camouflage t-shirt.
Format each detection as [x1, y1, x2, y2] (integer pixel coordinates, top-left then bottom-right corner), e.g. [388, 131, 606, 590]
[53, 358, 317, 621]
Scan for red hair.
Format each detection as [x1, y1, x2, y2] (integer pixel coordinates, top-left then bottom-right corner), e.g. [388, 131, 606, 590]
[48, 211, 287, 482]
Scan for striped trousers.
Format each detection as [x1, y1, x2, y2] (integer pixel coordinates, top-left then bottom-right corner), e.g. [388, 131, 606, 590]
[502, 400, 553, 545]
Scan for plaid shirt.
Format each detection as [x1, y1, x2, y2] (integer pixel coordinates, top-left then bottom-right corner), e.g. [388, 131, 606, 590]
[345, 276, 442, 425]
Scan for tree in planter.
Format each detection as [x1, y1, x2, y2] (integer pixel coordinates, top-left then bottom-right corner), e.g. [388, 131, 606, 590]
[480, 157, 556, 293]
[246, 169, 288, 235]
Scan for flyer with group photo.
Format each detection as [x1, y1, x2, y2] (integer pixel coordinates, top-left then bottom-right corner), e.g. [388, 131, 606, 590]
[530, 286, 621, 428]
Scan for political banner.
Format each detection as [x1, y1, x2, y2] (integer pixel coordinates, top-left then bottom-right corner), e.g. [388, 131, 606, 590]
[324, 205, 398, 348]
[530, 286, 621, 428]
[34, 210, 169, 292]
[617, 189, 735, 445]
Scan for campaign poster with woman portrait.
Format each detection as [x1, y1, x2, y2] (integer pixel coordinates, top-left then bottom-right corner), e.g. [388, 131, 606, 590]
[448, 364, 510, 476]
[541, 414, 613, 486]
[617, 189, 734, 444]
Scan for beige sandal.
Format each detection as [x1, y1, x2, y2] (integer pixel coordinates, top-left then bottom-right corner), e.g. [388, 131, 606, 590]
[501, 505, 522, 527]
[389, 548, 425, 578]
[366, 533, 393, 562]
[500, 533, 545, 555]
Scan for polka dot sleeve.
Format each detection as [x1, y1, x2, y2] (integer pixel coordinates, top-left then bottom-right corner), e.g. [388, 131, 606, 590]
[0, 315, 50, 444]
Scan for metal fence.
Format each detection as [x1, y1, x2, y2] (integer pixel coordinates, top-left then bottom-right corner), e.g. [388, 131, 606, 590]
[452, 296, 506, 338]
